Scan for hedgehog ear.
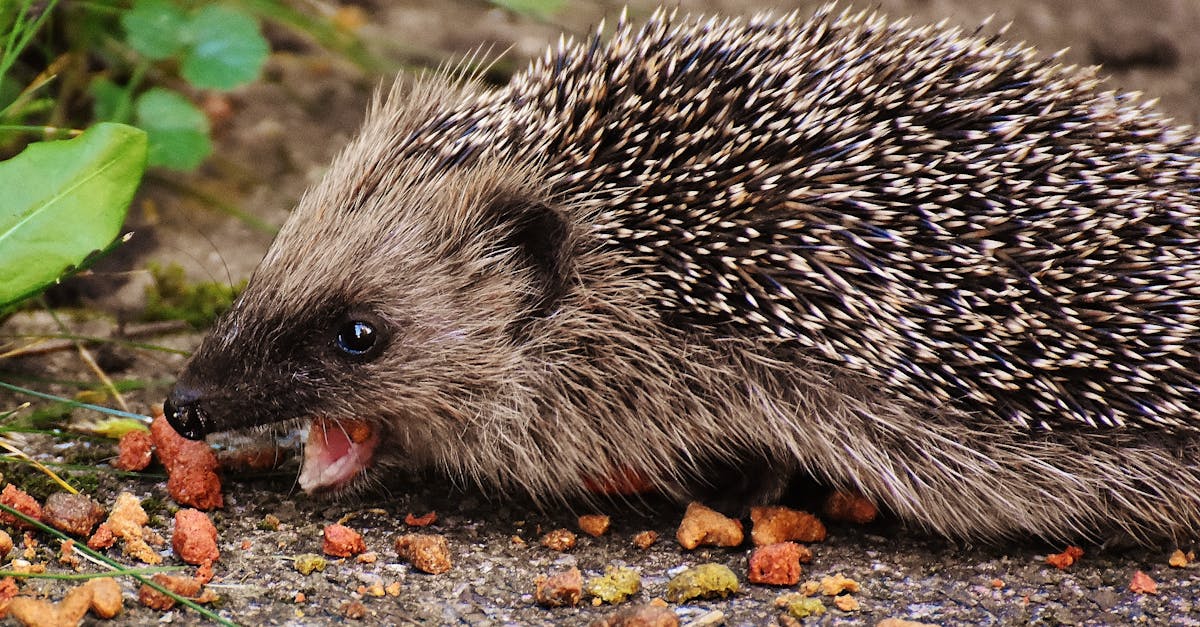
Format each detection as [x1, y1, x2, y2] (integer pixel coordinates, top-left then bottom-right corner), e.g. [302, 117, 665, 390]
[490, 195, 573, 327]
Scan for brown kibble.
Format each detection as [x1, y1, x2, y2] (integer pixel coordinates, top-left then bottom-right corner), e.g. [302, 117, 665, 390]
[340, 600, 367, 619]
[21, 531, 36, 559]
[1045, 545, 1084, 570]
[107, 491, 148, 531]
[404, 511, 437, 527]
[748, 542, 805, 586]
[138, 573, 203, 611]
[632, 530, 659, 550]
[166, 462, 224, 511]
[578, 514, 611, 537]
[323, 523, 366, 558]
[173, 509, 219, 565]
[103, 493, 161, 565]
[6, 577, 120, 627]
[85, 577, 123, 619]
[114, 430, 153, 471]
[357, 551, 378, 564]
[137, 585, 175, 611]
[0, 484, 42, 529]
[676, 502, 744, 549]
[58, 540, 81, 569]
[394, 534, 451, 574]
[386, 581, 401, 596]
[149, 411, 195, 468]
[293, 592, 306, 603]
[8, 560, 43, 576]
[750, 506, 825, 546]
[195, 562, 215, 586]
[8, 595, 85, 627]
[0, 531, 11, 560]
[990, 578, 1005, 589]
[0, 577, 17, 618]
[534, 567, 583, 607]
[588, 602, 680, 626]
[541, 528, 577, 552]
[87, 523, 115, 550]
[833, 594, 860, 612]
[822, 491, 878, 525]
[151, 412, 223, 510]
[1130, 570, 1158, 595]
[43, 493, 106, 537]
[817, 574, 860, 596]
[1168, 549, 1194, 568]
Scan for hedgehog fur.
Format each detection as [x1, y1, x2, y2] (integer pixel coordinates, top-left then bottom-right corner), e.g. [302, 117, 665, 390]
[165, 5, 1200, 543]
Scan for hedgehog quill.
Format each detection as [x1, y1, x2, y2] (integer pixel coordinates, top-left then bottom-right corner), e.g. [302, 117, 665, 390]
[164, 6, 1200, 543]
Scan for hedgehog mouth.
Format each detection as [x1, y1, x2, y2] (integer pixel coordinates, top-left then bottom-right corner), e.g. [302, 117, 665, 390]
[298, 417, 380, 493]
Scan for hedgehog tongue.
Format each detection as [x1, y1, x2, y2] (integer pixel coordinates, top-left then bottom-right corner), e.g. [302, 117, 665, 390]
[298, 418, 379, 493]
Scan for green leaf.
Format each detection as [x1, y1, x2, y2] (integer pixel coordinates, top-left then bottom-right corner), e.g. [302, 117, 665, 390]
[0, 123, 147, 309]
[134, 87, 211, 170]
[90, 77, 133, 123]
[180, 5, 269, 90]
[120, 0, 190, 61]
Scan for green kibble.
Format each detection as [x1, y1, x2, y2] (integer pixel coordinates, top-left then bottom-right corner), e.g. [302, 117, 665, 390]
[665, 563, 739, 603]
[294, 553, 326, 575]
[777, 593, 826, 619]
[585, 566, 641, 604]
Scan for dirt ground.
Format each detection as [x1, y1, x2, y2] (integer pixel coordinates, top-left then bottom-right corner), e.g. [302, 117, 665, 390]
[3, 0, 1200, 625]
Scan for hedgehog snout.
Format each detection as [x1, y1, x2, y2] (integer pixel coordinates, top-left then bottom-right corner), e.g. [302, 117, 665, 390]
[163, 383, 214, 440]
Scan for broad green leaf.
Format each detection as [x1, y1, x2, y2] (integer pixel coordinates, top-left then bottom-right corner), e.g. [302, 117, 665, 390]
[0, 123, 147, 309]
[120, 0, 189, 60]
[181, 5, 269, 90]
[134, 87, 211, 170]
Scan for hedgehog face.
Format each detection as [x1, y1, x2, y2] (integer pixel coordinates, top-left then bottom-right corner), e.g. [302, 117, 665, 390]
[164, 152, 574, 493]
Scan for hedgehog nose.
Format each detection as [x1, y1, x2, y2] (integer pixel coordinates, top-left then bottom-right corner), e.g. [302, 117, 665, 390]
[163, 385, 210, 441]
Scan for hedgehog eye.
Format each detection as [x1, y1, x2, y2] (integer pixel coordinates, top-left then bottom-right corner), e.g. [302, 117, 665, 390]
[333, 314, 385, 359]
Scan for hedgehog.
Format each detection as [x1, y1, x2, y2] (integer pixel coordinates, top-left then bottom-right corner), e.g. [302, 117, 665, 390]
[163, 5, 1200, 543]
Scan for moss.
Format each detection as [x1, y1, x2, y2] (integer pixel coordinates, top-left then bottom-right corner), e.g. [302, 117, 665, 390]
[4, 469, 59, 501]
[142, 262, 245, 328]
[66, 472, 101, 495]
[140, 495, 167, 518]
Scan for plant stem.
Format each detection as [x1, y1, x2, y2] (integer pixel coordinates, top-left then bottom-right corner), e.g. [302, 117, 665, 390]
[0, 380, 150, 422]
[0, 566, 185, 579]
